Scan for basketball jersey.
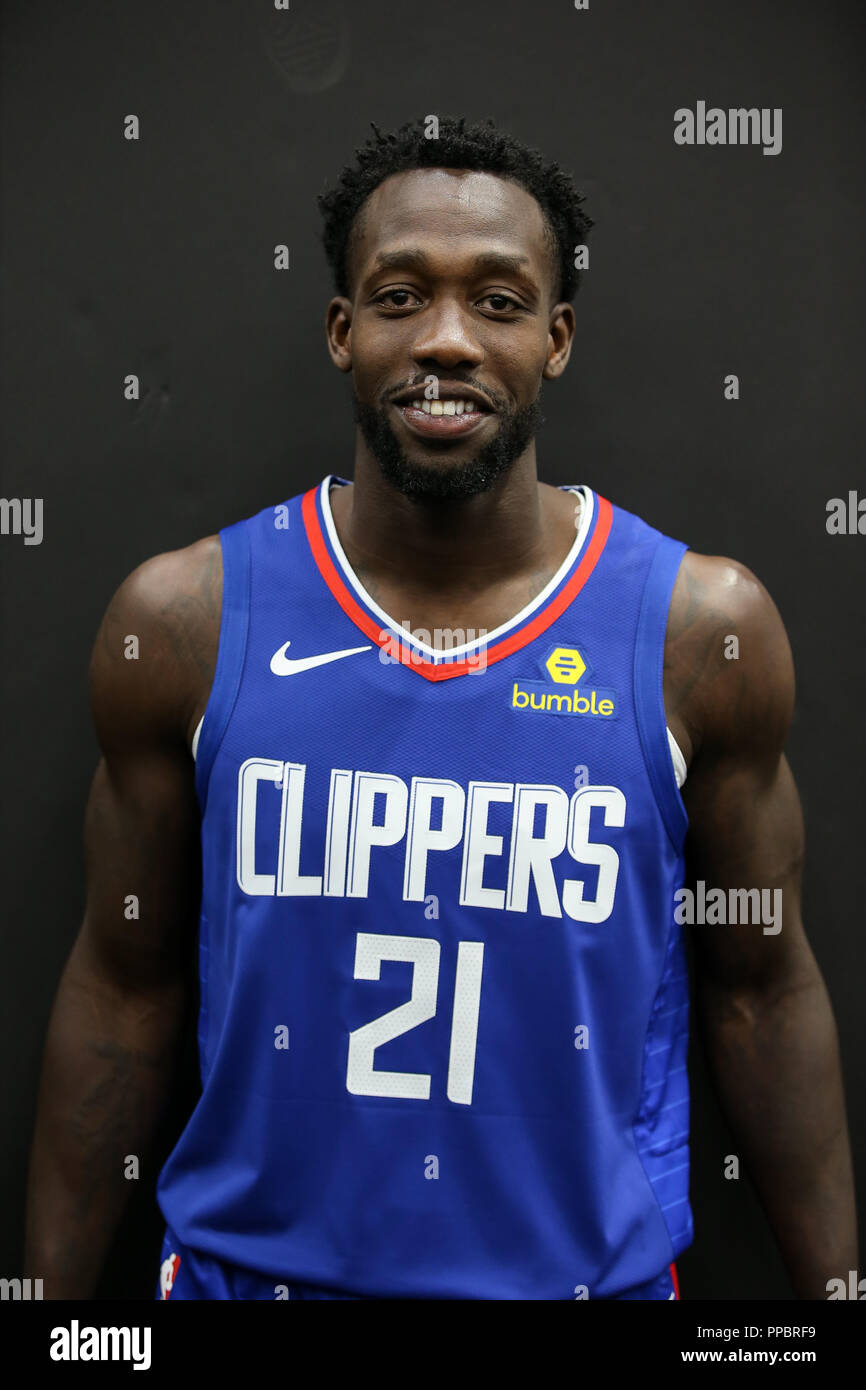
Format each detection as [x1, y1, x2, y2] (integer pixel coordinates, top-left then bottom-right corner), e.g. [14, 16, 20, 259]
[155, 474, 693, 1299]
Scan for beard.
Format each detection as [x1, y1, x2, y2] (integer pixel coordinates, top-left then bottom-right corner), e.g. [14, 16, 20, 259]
[352, 390, 543, 501]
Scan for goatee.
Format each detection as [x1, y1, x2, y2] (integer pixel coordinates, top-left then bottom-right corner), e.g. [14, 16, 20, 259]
[352, 393, 543, 501]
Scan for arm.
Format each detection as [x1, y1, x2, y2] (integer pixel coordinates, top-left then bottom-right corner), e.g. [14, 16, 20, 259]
[23, 538, 220, 1298]
[667, 553, 858, 1300]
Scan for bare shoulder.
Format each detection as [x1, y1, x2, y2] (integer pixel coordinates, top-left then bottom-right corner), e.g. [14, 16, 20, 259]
[89, 534, 223, 754]
[664, 550, 794, 766]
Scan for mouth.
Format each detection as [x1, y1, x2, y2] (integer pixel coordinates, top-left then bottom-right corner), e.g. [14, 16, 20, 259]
[390, 390, 496, 441]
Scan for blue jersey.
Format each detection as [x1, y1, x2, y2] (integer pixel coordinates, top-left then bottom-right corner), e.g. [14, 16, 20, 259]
[156, 474, 693, 1300]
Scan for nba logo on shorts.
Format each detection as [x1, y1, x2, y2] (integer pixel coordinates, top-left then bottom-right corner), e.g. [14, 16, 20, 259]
[159, 1253, 181, 1299]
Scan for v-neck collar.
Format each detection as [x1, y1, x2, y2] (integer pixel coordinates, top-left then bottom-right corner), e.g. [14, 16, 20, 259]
[301, 474, 612, 683]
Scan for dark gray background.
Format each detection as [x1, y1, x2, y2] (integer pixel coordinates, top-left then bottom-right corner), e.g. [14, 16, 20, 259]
[1, 0, 863, 1299]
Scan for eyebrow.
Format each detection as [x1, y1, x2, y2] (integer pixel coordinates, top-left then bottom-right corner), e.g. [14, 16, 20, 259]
[367, 248, 536, 283]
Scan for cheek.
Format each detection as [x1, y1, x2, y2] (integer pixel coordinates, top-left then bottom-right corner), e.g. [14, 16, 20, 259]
[495, 333, 549, 390]
[350, 319, 404, 382]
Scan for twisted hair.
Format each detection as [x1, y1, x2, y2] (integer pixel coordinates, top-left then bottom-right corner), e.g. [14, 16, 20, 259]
[317, 115, 593, 303]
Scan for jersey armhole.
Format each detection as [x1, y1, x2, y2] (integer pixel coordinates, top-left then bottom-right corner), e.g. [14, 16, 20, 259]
[633, 536, 690, 854]
[193, 519, 251, 813]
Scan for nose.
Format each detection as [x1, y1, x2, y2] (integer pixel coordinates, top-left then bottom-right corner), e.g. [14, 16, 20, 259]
[409, 296, 484, 371]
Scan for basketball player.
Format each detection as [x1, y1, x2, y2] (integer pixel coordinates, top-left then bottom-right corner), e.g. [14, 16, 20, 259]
[25, 118, 856, 1300]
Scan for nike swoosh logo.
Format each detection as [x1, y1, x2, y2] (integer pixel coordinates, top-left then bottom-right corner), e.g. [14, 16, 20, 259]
[269, 640, 372, 676]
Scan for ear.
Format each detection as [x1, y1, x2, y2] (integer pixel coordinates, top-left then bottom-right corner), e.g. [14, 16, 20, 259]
[542, 302, 575, 380]
[326, 297, 354, 372]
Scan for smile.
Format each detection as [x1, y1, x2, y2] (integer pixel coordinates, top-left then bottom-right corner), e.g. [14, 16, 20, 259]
[393, 398, 494, 440]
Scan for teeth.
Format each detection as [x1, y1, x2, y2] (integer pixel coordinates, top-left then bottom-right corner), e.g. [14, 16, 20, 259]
[405, 398, 481, 415]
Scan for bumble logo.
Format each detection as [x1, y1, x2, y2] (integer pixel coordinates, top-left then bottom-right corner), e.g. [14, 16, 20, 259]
[545, 647, 587, 684]
[511, 643, 618, 719]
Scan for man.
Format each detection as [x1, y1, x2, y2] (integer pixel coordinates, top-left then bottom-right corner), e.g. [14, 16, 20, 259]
[25, 116, 856, 1300]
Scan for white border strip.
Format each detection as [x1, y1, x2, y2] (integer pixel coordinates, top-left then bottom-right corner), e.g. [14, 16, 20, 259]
[319, 475, 594, 660]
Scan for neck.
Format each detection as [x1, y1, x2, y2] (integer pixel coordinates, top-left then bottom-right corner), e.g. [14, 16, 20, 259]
[330, 437, 560, 598]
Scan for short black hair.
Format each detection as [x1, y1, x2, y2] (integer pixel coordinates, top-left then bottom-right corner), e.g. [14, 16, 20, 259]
[317, 115, 593, 304]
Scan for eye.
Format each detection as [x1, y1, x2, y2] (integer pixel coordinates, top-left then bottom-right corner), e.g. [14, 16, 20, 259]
[374, 288, 422, 310]
[478, 293, 522, 314]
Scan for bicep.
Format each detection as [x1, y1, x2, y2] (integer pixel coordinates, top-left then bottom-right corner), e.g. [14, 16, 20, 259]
[672, 557, 814, 997]
[684, 749, 810, 998]
[75, 558, 204, 996]
[79, 747, 201, 993]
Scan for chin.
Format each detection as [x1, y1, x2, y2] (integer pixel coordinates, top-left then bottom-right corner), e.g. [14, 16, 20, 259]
[380, 452, 516, 502]
[353, 394, 542, 502]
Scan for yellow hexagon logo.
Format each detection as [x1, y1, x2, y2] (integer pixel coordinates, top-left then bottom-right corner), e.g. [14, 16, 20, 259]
[545, 647, 586, 685]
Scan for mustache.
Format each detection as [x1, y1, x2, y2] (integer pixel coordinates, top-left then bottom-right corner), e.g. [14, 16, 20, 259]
[385, 379, 504, 412]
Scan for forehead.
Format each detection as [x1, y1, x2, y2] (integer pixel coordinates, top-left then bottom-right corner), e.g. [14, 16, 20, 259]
[349, 167, 553, 286]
